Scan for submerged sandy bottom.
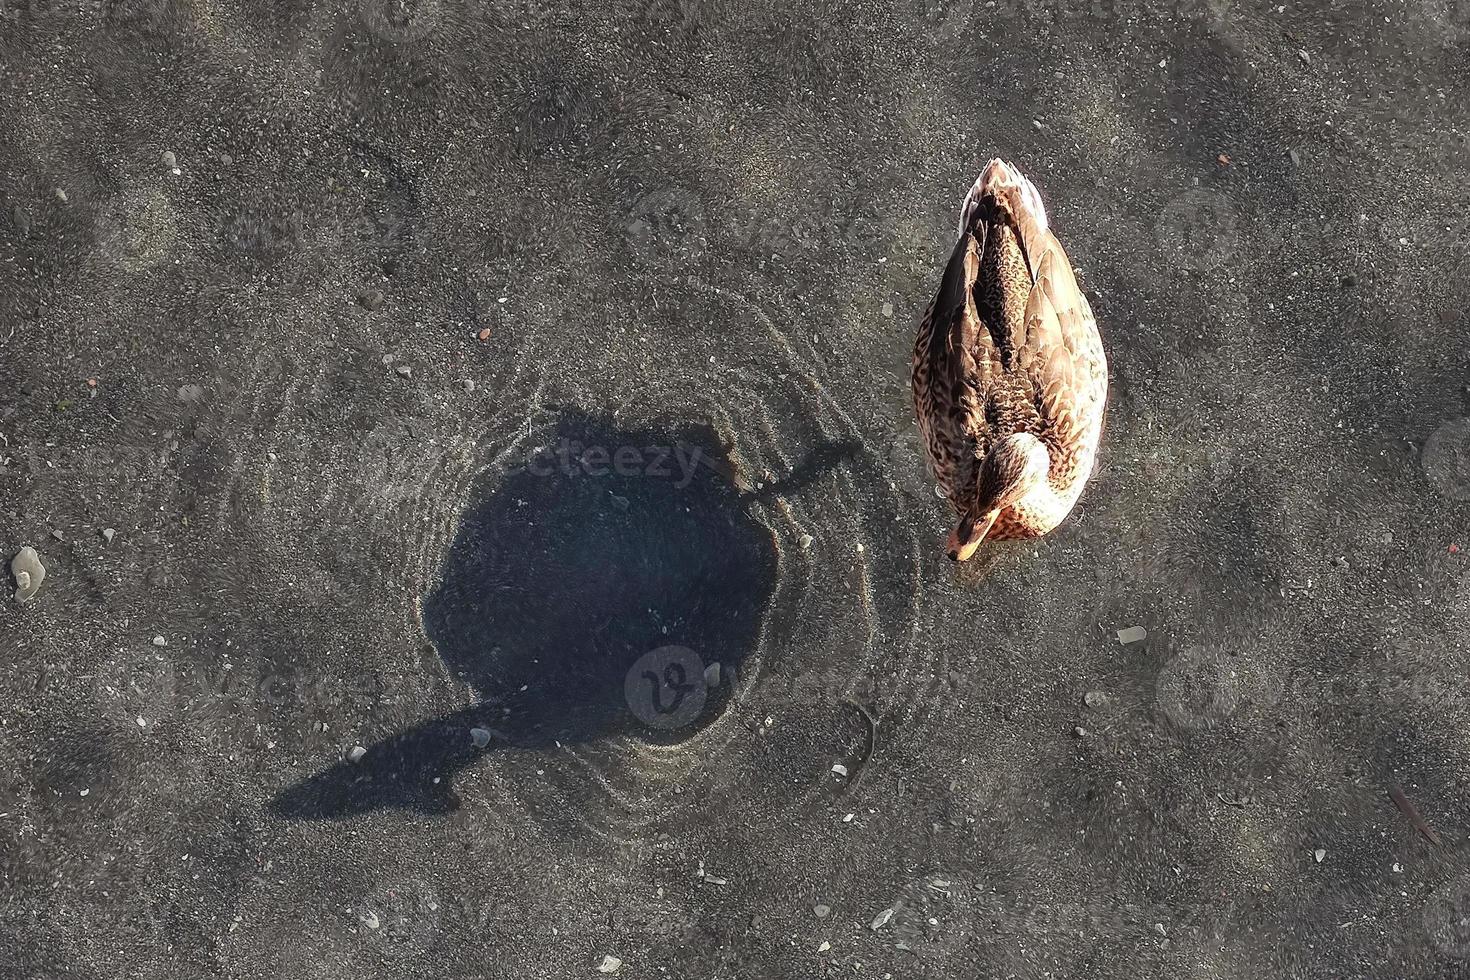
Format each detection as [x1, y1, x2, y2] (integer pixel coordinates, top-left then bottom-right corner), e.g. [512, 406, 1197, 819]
[3, 2, 1470, 977]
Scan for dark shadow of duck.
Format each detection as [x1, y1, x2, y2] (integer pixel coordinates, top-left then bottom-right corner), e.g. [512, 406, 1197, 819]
[270, 408, 859, 819]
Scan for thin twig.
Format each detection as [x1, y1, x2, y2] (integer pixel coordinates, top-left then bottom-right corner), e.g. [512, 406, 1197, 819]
[839, 698, 879, 795]
[1388, 782, 1442, 846]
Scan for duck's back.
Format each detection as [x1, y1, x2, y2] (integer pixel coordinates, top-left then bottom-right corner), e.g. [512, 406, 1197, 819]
[912, 159, 1107, 535]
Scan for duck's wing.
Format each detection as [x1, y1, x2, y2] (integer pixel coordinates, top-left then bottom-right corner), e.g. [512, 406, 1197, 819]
[965, 160, 1105, 451]
[962, 159, 1051, 363]
[912, 228, 1003, 501]
[1017, 234, 1108, 482]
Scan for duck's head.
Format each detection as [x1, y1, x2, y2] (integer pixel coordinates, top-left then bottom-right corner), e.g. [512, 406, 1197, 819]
[945, 433, 1049, 561]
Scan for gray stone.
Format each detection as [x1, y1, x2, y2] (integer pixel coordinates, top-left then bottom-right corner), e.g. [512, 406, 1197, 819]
[11, 547, 45, 603]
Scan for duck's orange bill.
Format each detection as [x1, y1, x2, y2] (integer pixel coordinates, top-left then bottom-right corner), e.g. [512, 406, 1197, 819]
[946, 510, 1000, 562]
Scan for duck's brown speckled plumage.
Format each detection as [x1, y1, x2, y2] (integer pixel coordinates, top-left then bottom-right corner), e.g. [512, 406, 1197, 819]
[911, 159, 1107, 546]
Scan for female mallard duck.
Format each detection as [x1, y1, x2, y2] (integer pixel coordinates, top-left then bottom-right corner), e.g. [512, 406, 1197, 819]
[912, 159, 1107, 561]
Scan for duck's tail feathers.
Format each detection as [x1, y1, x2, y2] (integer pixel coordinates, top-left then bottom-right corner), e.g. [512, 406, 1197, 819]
[957, 158, 1050, 261]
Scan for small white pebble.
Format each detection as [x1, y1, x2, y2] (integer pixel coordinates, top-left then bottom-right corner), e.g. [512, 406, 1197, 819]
[798, 533, 814, 549]
[152, 635, 167, 647]
[347, 745, 367, 763]
[842, 813, 855, 823]
[79, 788, 89, 797]
[596, 954, 622, 974]
[1314, 848, 1326, 863]
[1116, 625, 1147, 645]
[871, 908, 895, 930]
[817, 941, 831, 952]
[831, 764, 849, 778]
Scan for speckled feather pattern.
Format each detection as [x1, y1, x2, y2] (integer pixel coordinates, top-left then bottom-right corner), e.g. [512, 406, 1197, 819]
[911, 159, 1108, 540]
